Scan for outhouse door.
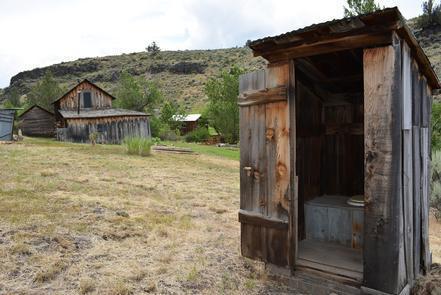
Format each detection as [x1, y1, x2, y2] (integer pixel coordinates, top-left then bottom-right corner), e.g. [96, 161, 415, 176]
[238, 62, 296, 267]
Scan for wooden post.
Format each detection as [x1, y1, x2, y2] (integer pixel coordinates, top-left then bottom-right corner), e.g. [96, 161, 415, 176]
[363, 37, 405, 293]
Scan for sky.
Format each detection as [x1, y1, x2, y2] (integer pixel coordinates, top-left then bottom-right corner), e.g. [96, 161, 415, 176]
[0, 0, 424, 88]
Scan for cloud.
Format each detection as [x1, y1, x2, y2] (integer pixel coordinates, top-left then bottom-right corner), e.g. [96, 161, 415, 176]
[0, 0, 423, 88]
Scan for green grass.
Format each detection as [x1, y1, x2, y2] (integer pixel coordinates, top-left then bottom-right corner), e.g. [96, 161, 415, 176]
[163, 141, 239, 161]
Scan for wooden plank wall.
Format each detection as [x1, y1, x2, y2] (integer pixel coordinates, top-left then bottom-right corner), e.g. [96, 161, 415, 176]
[20, 107, 55, 137]
[363, 39, 404, 294]
[239, 62, 292, 267]
[62, 116, 150, 144]
[59, 81, 113, 111]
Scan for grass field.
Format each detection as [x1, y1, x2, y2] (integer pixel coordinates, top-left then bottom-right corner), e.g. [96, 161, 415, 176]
[1, 138, 441, 294]
[0, 138, 294, 294]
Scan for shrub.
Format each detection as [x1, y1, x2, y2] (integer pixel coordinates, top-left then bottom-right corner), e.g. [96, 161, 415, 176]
[185, 127, 210, 143]
[89, 132, 99, 146]
[158, 124, 179, 141]
[432, 150, 441, 220]
[123, 137, 153, 157]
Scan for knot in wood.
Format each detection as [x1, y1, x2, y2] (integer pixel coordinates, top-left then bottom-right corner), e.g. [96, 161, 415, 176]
[265, 128, 275, 141]
[277, 163, 287, 177]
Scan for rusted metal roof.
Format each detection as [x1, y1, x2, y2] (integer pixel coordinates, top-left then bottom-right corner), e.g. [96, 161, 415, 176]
[59, 108, 149, 119]
[248, 7, 440, 89]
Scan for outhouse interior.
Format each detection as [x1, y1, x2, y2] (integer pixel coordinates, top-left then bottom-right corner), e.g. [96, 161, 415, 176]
[295, 49, 364, 281]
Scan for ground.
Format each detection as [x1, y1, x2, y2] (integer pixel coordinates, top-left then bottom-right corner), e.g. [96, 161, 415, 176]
[1, 138, 441, 295]
[0, 138, 296, 295]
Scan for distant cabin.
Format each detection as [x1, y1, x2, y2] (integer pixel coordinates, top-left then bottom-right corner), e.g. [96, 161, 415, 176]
[172, 114, 202, 134]
[19, 105, 55, 137]
[53, 79, 150, 144]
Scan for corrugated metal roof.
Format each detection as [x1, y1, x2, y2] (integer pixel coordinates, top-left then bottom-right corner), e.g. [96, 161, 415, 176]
[172, 114, 201, 122]
[247, 7, 440, 89]
[249, 8, 400, 48]
[59, 108, 149, 119]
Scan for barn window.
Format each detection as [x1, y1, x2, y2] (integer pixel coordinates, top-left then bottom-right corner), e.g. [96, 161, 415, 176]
[83, 92, 92, 108]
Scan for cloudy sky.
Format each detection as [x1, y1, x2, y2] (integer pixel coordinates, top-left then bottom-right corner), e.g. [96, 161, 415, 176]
[0, 0, 423, 88]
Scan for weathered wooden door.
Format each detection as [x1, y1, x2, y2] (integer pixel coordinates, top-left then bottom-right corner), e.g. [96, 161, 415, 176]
[238, 62, 295, 267]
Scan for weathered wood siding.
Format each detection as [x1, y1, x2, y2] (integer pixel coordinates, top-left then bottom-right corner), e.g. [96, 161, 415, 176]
[19, 107, 55, 137]
[58, 80, 113, 111]
[58, 116, 150, 144]
[238, 62, 293, 267]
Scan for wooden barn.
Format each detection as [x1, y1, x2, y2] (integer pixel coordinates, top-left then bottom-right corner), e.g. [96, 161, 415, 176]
[53, 79, 150, 144]
[238, 8, 440, 294]
[18, 105, 55, 137]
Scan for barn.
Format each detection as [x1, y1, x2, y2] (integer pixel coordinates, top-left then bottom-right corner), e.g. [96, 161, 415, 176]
[18, 105, 55, 137]
[53, 79, 151, 144]
[238, 8, 440, 294]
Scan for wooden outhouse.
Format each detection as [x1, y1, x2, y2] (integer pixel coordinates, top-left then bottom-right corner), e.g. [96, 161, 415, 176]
[238, 8, 440, 294]
[53, 79, 151, 144]
[19, 105, 55, 137]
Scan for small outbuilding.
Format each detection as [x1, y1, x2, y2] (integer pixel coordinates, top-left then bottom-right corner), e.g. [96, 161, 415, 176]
[0, 109, 16, 141]
[238, 8, 440, 294]
[172, 113, 202, 134]
[53, 79, 151, 144]
[18, 105, 55, 137]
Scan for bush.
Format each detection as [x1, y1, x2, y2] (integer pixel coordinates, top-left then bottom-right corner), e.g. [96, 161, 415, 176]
[185, 127, 210, 143]
[431, 150, 441, 220]
[123, 137, 153, 157]
[158, 124, 179, 141]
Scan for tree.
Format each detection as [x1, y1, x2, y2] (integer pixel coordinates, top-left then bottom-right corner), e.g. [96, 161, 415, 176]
[3, 88, 21, 108]
[343, 0, 382, 17]
[159, 99, 186, 131]
[205, 66, 244, 144]
[417, 0, 441, 28]
[115, 71, 162, 112]
[146, 41, 160, 55]
[27, 71, 64, 110]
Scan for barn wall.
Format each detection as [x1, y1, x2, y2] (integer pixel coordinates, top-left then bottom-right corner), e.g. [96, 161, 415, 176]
[59, 81, 113, 111]
[20, 107, 55, 137]
[58, 116, 150, 144]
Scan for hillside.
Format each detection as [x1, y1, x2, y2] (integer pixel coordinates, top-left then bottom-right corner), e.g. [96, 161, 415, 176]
[0, 48, 266, 111]
[1, 21, 441, 110]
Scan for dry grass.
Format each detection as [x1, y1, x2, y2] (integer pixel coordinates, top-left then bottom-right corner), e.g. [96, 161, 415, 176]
[0, 137, 292, 294]
[4, 137, 441, 294]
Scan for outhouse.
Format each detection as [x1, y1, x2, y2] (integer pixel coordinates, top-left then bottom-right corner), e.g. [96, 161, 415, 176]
[238, 8, 440, 294]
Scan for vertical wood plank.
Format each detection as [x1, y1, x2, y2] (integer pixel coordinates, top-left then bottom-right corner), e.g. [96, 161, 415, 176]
[403, 129, 414, 282]
[363, 41, 403, 293]
[288, 59, 297, 270]
[402, 42, 412, 130]
[421, 127, 431, 273]
[402, 41, 414, 284]
[413, 126, 422, 277]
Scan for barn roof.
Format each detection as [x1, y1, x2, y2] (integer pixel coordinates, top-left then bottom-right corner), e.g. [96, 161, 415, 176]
[59, 108, 149, 119]
[52, 79, 117, 105]
[172, 114, 201, 122]
[249, 7, 440, 89]
[19, 104, 54, 118]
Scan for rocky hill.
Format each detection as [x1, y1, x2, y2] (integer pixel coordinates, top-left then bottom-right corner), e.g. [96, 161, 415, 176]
[0, 48, 266, 111]
[1, 21, 441, 110]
